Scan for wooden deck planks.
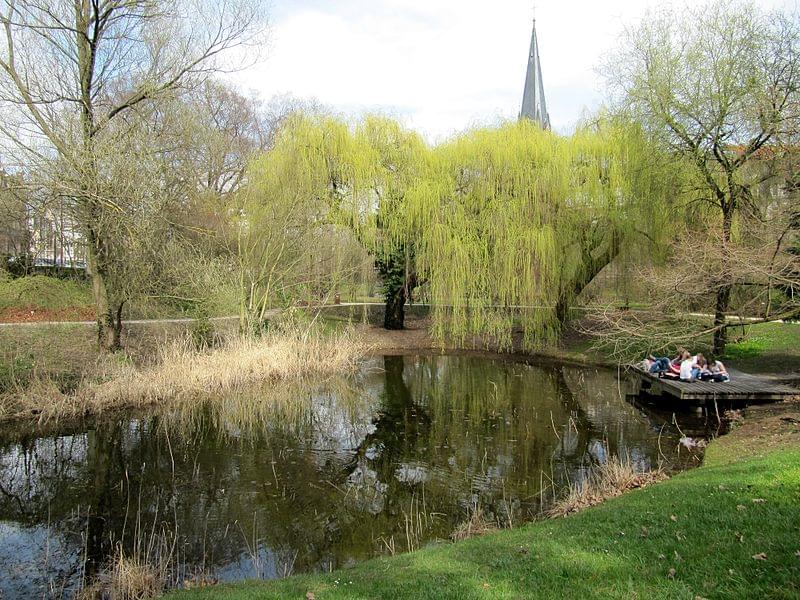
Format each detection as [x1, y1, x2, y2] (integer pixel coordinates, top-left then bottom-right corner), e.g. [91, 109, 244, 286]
[630, 366, 797, 402]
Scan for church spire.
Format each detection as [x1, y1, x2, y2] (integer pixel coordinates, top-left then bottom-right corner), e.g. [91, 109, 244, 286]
[520, 17, 550, 129]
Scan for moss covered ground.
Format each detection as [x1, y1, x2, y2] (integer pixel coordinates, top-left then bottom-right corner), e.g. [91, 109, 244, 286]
[168, 402, 800, 600]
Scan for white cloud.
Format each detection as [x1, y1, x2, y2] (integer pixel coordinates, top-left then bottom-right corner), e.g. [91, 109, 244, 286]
[229, 0, 797, 142]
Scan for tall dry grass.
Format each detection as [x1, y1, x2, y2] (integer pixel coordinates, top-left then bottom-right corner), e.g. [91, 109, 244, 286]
[77, 533, 173, 600]
[1, 326, 367, 422]
[105, 551, 164, 600]
[92, 326, 365, 407]
[548, 456, 667, 518]
[450, 505, 499, 542]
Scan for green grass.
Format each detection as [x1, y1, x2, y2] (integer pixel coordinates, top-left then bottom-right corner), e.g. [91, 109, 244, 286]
[0, 274, 240, 320]
[0, 351, 36, 392]
[0, 274, 92, 311]
[168, 420, 800, 599]
[723, 322, 800, 374]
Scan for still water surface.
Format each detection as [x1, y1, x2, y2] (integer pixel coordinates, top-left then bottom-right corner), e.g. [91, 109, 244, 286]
[0, 354, 714, 597]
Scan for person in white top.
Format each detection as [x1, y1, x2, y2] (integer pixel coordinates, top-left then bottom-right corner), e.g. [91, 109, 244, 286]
[708, 357, 730, 382]
[680, 353, 695, 381]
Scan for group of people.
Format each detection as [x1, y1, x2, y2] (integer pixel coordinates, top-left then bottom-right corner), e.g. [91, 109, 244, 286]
[642, 348, 730, 382]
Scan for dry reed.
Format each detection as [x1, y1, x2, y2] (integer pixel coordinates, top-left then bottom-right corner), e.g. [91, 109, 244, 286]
[1, 326, 367, 422]
[548, 456, 667, 518]
[77, 549, 165, 600]
[450, 506, 499, 541]
[93, 327, 365, 406]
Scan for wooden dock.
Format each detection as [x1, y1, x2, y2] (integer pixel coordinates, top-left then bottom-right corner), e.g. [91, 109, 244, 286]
[630, 366, 797, 403]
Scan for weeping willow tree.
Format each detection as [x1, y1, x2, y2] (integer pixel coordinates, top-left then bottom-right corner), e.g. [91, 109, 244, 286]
[242, 113, 430, 329]
[235, 125, 374, 331]
[407, 118, 678, 349]
[248, 113, 678, 348]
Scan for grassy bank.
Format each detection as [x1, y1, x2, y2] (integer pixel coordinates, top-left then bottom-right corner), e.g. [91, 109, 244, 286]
[0, 273, 240, 322]
[0, 274, 93, 321]
[0, 319, 226, 401]
[722, 322, 800, 375]
[168, 402, 800, 600]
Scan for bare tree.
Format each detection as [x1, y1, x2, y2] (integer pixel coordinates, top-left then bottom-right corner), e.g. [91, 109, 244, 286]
[0, 0, 267, 350]
[603, 0, 800, 354]
[584, 203, 800, 360]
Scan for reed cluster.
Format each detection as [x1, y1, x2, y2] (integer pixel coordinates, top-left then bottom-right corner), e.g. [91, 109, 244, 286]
[93, 326, 365, 407]
[1, 326, 367, 422]
[450, 506, 499, 542]
[548, 456, 667, 518]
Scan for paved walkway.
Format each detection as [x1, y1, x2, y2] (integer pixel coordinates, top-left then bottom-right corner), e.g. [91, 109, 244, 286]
[0, 303, 382, 328]
[0, 303, 793, 329]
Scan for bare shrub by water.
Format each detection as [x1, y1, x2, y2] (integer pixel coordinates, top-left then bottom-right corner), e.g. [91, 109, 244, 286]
[548, 456, 667, 518]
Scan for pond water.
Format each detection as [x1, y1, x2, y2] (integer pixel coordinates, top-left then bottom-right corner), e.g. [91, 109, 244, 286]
[0, 354, 717, 598]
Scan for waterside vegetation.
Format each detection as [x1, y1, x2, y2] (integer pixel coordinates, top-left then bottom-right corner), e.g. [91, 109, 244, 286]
[0, 0, 797, 597]
[0, 323, 365, 423]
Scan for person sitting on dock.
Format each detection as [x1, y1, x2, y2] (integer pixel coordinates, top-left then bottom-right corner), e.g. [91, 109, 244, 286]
[691, 354, 708, 381]
[703, 357, 730, 382]
[679, 351, 696, 381]
[667, 348, 687, 377]
[646, 348, 686, 376]
[646, 355, 670, 373]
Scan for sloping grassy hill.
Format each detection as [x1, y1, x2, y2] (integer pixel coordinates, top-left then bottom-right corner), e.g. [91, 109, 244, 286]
[723, 322, 800, 376]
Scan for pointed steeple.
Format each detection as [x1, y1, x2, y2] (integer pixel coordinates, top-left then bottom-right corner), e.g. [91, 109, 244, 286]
[520, 18, 550, 129]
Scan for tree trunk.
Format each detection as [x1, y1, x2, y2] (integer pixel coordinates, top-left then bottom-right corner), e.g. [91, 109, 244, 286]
[555, 229, 620, 330]
[87, 230, 122, 352]
[376, 246, 418, 331]
[384, 282, 407, 330]
[712, 206, 735, 356]
[76, 5, 124, 352]
[712, 283, 731, 356]
[90, 273, 123, 351]
[555, 296, 571, 328]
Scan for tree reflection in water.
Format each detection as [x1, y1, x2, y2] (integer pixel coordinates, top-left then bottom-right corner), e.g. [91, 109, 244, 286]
[0, 354, 711, 597]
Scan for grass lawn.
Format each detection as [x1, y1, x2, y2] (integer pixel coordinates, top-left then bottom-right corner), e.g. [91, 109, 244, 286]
[168, 404, 800, 600]
[723, 322, 800, 375]
[0, 274, 92, 316]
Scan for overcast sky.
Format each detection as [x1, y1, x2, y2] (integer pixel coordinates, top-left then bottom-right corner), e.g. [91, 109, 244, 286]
[230, 0, 796, 142]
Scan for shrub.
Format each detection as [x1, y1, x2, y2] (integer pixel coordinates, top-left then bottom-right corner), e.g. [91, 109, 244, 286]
[189, 311, 215, 350]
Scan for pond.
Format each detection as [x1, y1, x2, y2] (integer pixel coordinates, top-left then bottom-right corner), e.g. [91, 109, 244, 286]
[0, 354, 717, 597]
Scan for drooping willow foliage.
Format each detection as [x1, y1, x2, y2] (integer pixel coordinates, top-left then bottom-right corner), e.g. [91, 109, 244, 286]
[248, 113, 680, 349]
[415, 119, 680, 348]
